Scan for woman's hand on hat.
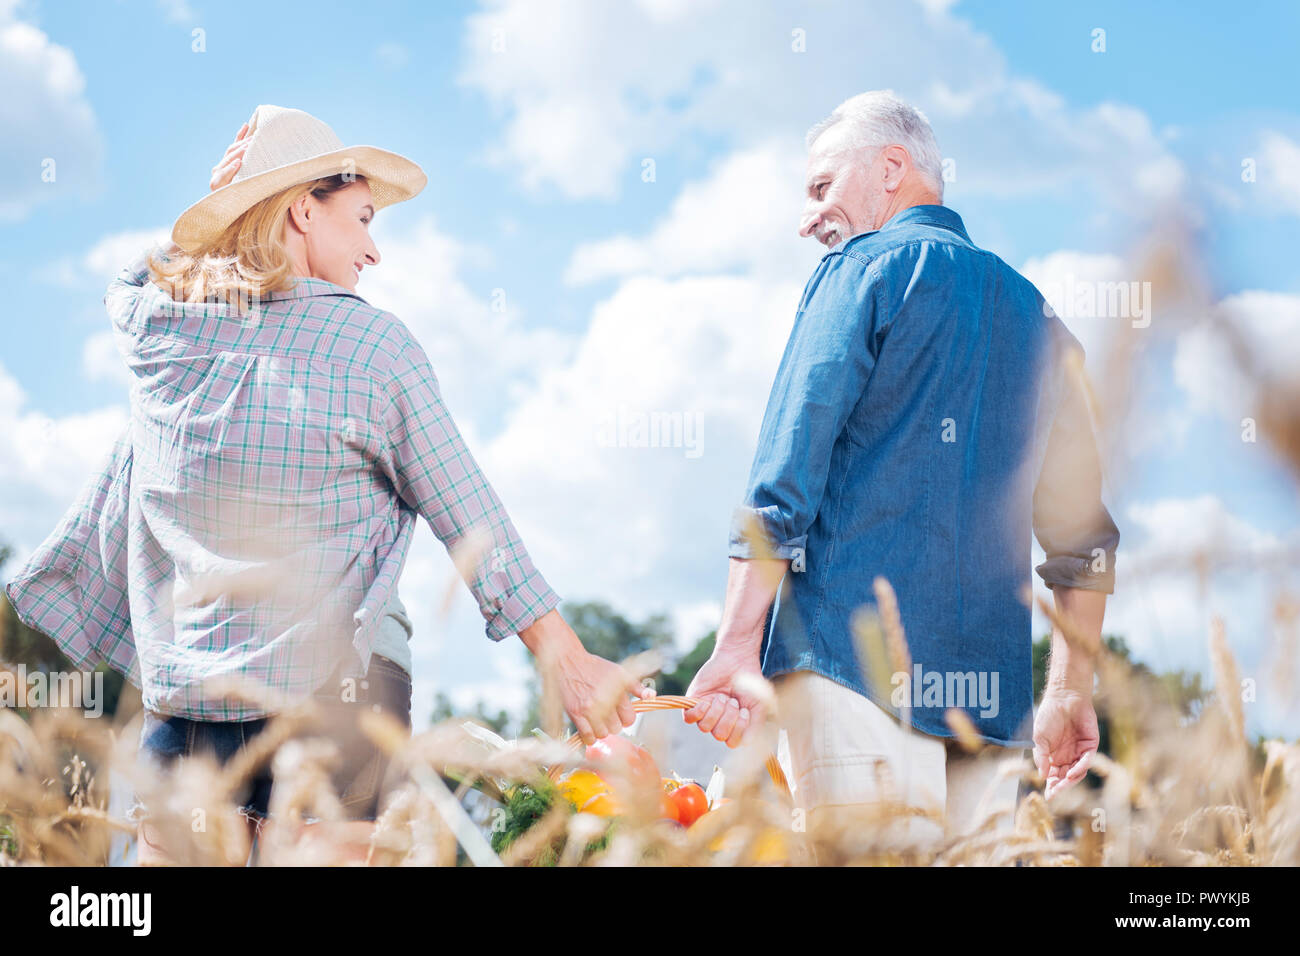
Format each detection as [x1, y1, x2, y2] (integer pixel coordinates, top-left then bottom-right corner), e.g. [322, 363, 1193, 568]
[209, 121, 253, 192]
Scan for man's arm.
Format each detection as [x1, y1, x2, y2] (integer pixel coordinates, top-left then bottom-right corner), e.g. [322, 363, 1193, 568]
[729, 252, 884, 563]
[377, 325, 651, 743]
[1046, 585, 1107, 696]
[1031, 335, 1118, 798]
[1033, 339, 1120, 592]
[687, 252, 887, 746]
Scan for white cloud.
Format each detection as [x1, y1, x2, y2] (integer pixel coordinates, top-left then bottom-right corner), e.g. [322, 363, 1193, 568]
[442, 651, 535, 716]
[1174, 290, 1300, 420]
[670, 599, 722, 653]
[458, 0, 1184, 215]
[475, 271, 800, 624]
[1257, 130, 1300, 217]
[0, 359, 128, 559]
[564, 141, 813, 285]
[81, 330, 134, 387]
[82, 228, 170, 282]
[363, 215, 574, 424]
[1124, 494, 1286, 569]
[0, 4, 103, 221]
[38, 226, 170, 289]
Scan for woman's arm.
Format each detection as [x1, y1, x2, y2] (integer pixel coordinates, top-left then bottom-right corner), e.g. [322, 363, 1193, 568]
[377, 323, 651, 743]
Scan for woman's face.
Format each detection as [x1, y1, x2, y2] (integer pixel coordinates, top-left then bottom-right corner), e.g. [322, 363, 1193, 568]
[290, 179, 381, 291]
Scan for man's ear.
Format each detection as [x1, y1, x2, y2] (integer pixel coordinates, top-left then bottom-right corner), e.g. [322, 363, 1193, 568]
[878, 145, 912, 193]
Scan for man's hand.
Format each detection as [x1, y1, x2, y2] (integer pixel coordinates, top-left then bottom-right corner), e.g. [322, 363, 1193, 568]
[1032, 688, 1099, 800]
[683, 643, 766, 748]
[1034, 585, 1106, 800]
[519, 609, 654, 745]
[210, 120, 253, 192]
[682, 556, 784, 748]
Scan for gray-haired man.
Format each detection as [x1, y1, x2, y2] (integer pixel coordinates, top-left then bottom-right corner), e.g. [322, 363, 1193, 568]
[684, 90, 1119, 848]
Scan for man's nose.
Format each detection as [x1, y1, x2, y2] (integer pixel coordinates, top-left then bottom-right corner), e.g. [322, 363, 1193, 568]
[798, 209, 820, 238]
[364, 244, 380, 267]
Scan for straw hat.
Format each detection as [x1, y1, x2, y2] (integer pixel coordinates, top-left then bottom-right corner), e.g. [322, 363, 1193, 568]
[170, 104, 427, 252]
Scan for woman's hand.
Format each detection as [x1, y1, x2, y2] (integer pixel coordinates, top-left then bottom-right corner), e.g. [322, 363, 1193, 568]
[519, 609, 655, 745]
[210, 120, 253, 192]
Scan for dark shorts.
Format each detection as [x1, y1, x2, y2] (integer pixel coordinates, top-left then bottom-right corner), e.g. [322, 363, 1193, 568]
[128, 654, 412, 826]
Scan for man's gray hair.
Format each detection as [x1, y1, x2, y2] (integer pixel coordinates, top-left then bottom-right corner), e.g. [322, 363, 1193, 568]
[806, 90, 944, 202]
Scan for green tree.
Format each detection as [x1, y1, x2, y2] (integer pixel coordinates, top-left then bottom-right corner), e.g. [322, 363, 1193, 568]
[654, 630, 715, 697]
[560, 600, 675, 664]
[430, 690, 513, 736]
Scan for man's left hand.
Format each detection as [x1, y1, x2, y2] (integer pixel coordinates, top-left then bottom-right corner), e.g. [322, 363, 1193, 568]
[1032, 688, 1099, 800]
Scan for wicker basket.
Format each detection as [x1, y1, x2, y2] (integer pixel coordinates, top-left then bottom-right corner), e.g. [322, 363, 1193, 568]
[552, 695, 791, 800]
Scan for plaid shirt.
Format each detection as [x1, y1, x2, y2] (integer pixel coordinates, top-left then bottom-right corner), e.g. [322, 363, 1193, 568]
[4, 246, 559, 720]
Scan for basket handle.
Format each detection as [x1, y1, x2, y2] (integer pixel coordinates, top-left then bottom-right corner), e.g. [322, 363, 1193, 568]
[557, 695, 791, 799]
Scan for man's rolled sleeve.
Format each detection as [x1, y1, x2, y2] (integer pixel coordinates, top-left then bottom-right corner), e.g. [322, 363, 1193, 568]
[1032, 341, 1120, 593]
[728, 252, 884, 568]
[728, 505, 807, 560]
[378, 324, 560, 641]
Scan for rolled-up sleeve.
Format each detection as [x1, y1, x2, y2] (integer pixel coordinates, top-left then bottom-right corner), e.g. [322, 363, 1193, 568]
[1032, 340, 1120, 593]
[730, 252, 884, 564]
[377, 323, 559, 641]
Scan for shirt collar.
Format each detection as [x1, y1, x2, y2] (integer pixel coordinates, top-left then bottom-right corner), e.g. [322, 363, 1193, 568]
[261, 276, 369, 304]
[875, 203, 970, 241]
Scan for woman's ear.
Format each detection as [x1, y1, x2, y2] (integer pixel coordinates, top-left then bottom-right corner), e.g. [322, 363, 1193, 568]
[286, 194, 312, 236]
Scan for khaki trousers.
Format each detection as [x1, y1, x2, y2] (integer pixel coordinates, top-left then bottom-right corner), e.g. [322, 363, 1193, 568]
[775, 671, 1027, 855]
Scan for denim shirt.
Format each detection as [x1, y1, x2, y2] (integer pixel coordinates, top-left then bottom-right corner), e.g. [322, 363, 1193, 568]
[730, 205, 1120, 748]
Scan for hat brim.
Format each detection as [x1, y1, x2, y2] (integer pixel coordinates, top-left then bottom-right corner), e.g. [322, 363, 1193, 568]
[171, 145, 427, 253]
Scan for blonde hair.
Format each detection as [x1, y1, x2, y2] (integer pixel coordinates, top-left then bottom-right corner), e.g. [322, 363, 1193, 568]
[148, 174, 366, 309]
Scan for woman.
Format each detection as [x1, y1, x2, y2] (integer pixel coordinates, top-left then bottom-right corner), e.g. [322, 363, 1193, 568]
[6, 105, 649, 865]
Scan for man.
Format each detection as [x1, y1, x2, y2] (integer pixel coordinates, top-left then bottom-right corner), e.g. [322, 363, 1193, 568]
[683, 90, 1120, 849]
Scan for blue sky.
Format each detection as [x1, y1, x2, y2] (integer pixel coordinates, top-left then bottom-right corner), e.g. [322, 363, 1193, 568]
[2, 0, 1298, 745]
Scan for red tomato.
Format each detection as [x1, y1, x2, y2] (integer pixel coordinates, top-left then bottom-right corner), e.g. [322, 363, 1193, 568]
[659, 791, 680, 824]
[585, 735, 660, 792]
[669, 782, 709, 826]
